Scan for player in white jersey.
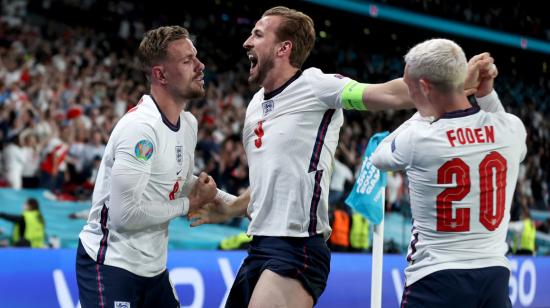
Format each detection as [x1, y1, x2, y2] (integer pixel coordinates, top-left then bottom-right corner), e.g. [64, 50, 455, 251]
[76, 26, 220, 308]
[372, 39, 527, 307]
[189, 7, 493, 308]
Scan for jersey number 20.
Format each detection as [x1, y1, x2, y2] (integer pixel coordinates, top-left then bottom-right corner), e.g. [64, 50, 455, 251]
[436, 151, 507, 232]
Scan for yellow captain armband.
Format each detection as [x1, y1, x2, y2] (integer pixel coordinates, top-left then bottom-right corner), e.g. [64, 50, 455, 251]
[341, 81, 368, 110]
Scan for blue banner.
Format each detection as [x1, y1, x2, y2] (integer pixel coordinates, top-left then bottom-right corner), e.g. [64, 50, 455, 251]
[0, 249, 547, 307]
[346, 131, 389, 224]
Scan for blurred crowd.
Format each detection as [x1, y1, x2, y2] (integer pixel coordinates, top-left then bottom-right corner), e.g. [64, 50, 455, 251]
[0, 0, 548, 236]
[372, 0, 549, 41]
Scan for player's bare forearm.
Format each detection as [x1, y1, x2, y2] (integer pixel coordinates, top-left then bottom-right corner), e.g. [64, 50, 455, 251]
[189, 188, 250, 227]
[231, 188, 251, 217]
[362, 78, 414, 111]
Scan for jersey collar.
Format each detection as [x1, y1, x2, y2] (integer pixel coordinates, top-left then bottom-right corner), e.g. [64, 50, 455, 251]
[440, 105, 480, 119]
[263, 70, 302, 100]
[149, 95, 181, 132]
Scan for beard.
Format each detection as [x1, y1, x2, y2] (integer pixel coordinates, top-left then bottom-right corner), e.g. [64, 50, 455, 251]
[249, 54, 275, 86]
[186, 83, 205, 99]
[171, 80, 205, 101]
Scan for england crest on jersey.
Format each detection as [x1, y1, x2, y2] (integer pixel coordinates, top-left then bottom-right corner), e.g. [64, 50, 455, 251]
[262, 100, 274, 117]
[175, 145, 183, 165]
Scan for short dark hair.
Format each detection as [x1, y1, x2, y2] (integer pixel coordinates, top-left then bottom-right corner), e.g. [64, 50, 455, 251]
[263, 6, 315, 68]
[138, 26, 190, 75]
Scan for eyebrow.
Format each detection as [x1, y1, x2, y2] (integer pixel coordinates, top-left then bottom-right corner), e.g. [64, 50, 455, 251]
[252, 29, 263, 35]
[177, 51, 196, 62]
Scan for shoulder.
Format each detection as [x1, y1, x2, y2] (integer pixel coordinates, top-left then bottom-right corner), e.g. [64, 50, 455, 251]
[303, 67, 324, 77]
[303, 67, 345, 82]
[302, 67, 353, 101]
[112, 107, 160, 151]
[115, 114, 159, 139]
[483, 110, 526, 136]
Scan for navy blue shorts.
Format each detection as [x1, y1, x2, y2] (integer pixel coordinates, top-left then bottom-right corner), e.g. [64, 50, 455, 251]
[225, 235, 331, 307]
[401, 266, 512, 308]
[76, 240, 179, 308]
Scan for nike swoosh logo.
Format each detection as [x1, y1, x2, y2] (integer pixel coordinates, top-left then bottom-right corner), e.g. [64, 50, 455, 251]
[177, 169, 183, 175]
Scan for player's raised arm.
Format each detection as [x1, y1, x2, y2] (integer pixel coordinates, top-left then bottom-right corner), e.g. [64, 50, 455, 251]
[473, 58, 506, 113]
[351, 52, 496, 111]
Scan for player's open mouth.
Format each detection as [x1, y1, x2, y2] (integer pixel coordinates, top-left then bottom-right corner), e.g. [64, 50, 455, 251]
[248, 53, 258, 71]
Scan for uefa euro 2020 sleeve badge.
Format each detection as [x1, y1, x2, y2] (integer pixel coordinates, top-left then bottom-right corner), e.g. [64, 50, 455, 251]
[135, 140, 154, 161]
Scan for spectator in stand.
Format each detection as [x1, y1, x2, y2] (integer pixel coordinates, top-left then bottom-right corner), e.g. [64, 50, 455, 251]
[3, 134, 25, 189]
[39, 124, 71, 194]
[20, 130, 41, 188]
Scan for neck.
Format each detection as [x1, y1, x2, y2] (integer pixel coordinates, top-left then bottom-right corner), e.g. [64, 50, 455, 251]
[432, 91, 472, 118]
[150, 86, 185, 125]
[262, 63, 299, 93]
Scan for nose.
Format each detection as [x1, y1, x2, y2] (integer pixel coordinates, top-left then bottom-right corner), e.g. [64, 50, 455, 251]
[243, 36, 252, 50]
[195, 57, 205, 72]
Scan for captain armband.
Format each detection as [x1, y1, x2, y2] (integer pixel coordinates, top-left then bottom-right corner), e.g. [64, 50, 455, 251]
[341, 81, 368, 111]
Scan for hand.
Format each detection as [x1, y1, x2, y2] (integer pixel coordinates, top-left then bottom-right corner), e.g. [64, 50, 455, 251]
[464, 52, 494, 96]
[475, 62, 498, 98]
[188, 172, 217, 212]
[188, 199, 230, 227]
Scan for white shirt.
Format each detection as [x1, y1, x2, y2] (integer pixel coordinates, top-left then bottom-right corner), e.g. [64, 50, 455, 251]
[330, 159, 354, 192]
[386, 171, 403, 204]
[79, 95, 197, 277]
[372, 91, 527, 286]
[243, 68, 352, 239]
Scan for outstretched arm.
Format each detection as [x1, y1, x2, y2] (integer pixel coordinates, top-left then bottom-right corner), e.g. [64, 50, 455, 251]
[360, 78, 413, 111]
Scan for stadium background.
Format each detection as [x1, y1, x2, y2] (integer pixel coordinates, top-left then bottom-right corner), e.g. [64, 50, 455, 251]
[0, 0, 548, 307]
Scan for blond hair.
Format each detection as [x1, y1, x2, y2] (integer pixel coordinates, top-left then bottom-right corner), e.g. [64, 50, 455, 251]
[404, 38, 467, 91]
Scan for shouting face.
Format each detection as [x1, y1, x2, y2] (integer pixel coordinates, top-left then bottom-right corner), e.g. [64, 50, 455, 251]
[243, 15, 283, 86]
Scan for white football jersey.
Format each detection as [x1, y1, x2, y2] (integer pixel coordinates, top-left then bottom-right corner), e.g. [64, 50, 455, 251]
[243, 68, 353, 239]
[372, 91, 527, 286]
[79, 95, 197, 277]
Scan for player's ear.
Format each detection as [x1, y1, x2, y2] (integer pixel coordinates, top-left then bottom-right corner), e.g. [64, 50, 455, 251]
[152, 65, 167, 85]
[419, 78, 431, 97]
[277, 40, 292, 57]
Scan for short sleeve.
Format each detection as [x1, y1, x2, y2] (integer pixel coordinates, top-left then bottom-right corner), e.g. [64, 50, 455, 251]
[303, 68, 355, 109]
